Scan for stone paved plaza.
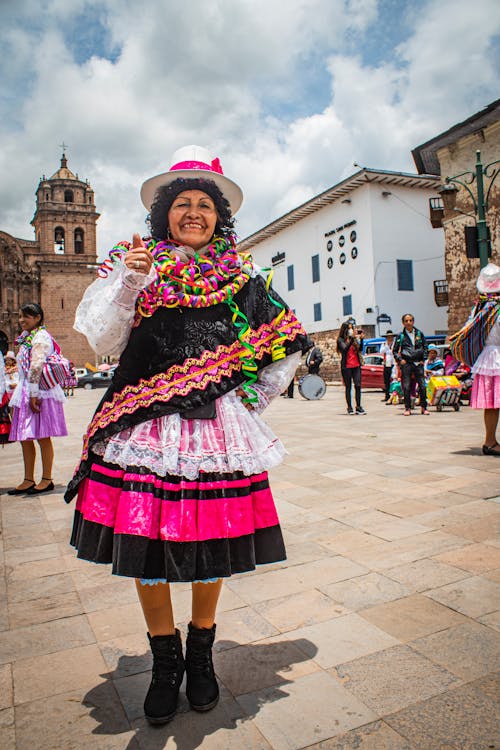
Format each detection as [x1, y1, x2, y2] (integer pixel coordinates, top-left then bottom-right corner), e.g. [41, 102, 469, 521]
[1, 386, 499, 750]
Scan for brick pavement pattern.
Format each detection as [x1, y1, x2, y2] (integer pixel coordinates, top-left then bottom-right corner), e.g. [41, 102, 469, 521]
[1, 387, 499, 750]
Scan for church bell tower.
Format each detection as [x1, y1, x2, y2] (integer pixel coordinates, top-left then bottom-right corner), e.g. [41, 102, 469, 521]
[31, 151, 99, 260]
[24, 151, 101, 367]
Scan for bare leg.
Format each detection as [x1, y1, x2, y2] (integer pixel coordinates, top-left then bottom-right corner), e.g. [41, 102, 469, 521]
[16, 440, 36, 489]
[191, 579, 223, 629]
[135, 580, 175, 636]
[34, 438, 54, 490]
[484, 408, 500, 452]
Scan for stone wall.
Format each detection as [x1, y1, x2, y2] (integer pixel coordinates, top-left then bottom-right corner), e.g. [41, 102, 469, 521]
[295, 325, 376, 382]
[39, 260, 98, 367]
[0, 231, 98, 367]
[437, 121, 500, 334]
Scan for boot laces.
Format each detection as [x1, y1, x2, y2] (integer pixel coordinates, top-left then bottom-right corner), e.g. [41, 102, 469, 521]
[187, 646, 214, 677]
[152, 645, 181, 687]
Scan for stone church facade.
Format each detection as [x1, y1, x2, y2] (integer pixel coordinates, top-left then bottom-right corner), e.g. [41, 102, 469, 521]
[0, 154, 99, 366]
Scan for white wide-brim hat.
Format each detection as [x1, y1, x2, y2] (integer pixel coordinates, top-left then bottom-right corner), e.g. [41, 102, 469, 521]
[477, 262, 500, 294]
[140, 145, 243, 215]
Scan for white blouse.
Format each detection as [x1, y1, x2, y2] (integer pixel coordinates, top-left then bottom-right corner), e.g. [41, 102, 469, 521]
[472, 318, 500, 376]
[75, 261, 300, 478]
[10, 329, 65, 406]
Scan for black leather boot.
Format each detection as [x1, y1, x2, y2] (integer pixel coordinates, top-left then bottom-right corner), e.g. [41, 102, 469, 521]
[144, 630, 185, 724]
[185, 622, 219, 712]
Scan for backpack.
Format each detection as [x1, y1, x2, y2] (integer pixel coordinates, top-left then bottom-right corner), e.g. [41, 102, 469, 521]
[40, 340, 72, 390]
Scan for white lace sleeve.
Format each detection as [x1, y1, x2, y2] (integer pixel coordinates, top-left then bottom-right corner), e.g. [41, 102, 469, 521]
[251, 350, 302, 413]
[28, 330, 53, 397]
[74, 261, 156, 357]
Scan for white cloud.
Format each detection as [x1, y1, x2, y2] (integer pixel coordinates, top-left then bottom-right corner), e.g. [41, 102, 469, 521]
[0, 0, 498, 256]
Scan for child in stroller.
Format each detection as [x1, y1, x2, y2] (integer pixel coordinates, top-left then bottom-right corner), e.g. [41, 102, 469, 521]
[444, 349, 473, 403]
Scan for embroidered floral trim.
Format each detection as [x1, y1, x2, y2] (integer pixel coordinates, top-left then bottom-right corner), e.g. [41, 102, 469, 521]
[81, 311, 305, 459]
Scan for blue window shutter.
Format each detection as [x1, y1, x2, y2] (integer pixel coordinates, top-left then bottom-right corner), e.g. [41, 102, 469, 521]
[342, 294, 352, 316]
[287, 264, 294, 291]
[397, 260, 414, 291]
[312, 254, 320, 283]
[314, 302, 322, 321]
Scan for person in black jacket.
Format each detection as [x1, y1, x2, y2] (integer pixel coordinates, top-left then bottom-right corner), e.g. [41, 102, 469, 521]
[306, 343, 323, 375]
[337, 322, 366, 414]
[393, 313, 429, 416]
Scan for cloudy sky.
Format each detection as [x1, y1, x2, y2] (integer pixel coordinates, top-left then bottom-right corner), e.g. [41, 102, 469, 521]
[1, 0, 499, 256]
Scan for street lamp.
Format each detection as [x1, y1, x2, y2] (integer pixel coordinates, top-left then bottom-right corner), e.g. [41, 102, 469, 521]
[437, 149, 500, 268]
[436, 184, 459, 211]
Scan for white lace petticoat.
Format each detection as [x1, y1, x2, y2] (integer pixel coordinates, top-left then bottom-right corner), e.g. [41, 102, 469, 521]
[92, 387, 287, 479]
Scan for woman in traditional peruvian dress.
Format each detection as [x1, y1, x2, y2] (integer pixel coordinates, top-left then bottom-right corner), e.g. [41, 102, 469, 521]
[8, 303, 67, 493]
[468, 263, 500, 455]
[65, 146, 310, 724]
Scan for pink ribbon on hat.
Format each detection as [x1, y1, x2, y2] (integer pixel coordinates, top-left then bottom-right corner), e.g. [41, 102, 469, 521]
[170, 158, 224, 175]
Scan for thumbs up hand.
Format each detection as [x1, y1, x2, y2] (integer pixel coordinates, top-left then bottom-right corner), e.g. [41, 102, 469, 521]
[124, 234, 154, 274]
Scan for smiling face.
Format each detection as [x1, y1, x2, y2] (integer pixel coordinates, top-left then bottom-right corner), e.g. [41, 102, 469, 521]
[19, 310, 41, 332]
[167, 189, 218, 251]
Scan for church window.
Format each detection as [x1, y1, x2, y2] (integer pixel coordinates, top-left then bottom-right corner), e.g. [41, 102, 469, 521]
[45, 192, 50, 201]
[74, 228, 84, 254]
[64, 189, 74, 203]
[54, 226, 65, 254]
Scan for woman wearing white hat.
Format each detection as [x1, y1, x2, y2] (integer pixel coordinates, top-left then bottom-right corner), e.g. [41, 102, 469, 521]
[451, 263, 500, 455]
[470, 264, 500, 454]
[65, 146, 310, 724]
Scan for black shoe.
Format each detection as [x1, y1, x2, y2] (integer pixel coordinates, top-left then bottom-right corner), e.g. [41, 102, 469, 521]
[482, 442, 500, 456]
[144, 630, 185, 725]
[356, 407, 366, 415]
[27, 479, 54, 495]
[185, 622, 219, 712]
[7, 481, 35, 495]
[347, 407, 354, 414]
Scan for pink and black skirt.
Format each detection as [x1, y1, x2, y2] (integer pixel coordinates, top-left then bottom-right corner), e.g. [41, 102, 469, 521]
[70, 453, 286, 582]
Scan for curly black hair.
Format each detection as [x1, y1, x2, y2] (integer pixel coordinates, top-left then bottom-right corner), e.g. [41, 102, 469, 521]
[147, 178, 236, 241]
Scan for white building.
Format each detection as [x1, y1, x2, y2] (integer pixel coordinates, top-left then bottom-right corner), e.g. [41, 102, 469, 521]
[239, 168, 448, 337]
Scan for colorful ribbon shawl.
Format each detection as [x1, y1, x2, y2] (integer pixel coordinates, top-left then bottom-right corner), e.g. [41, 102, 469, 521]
[97, 235, 287, 404]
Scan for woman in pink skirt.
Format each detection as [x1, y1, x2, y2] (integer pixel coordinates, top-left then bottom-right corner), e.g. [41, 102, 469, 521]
[65, 145, 310, 725]
[8, 303, 67, 494]
[469, 264, 500, 455]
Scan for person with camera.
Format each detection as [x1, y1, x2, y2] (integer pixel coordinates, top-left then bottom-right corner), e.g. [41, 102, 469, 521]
[393, 313, 429, 416]
[336, 322, 366, 414]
